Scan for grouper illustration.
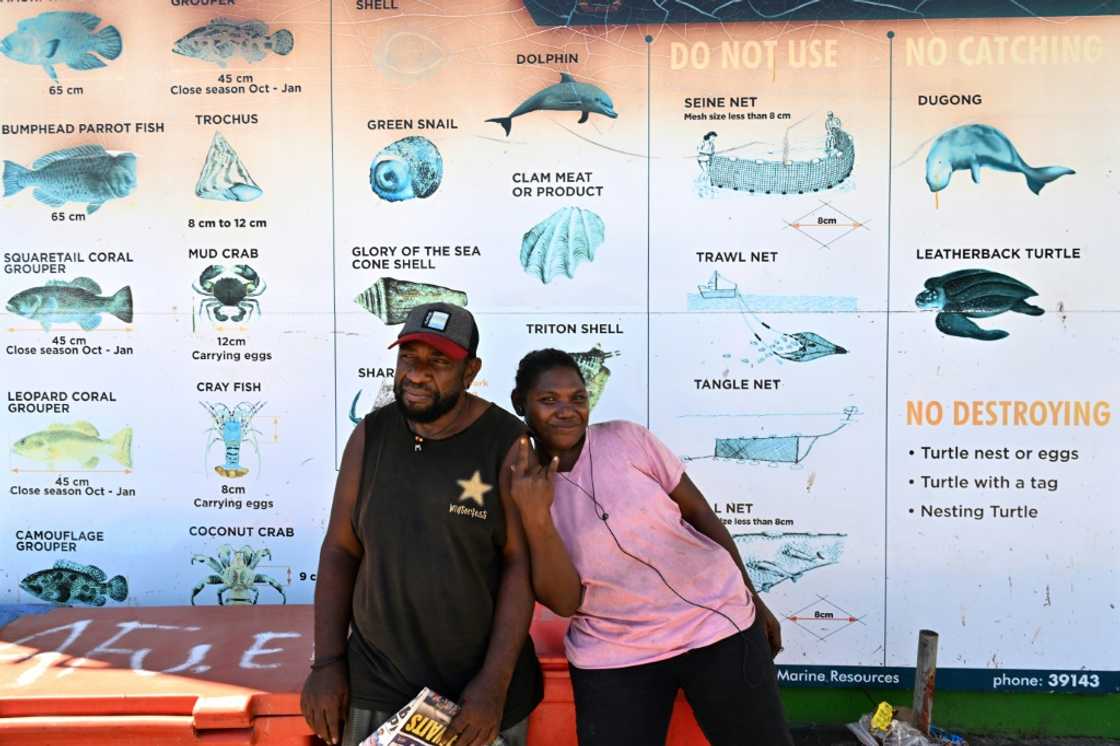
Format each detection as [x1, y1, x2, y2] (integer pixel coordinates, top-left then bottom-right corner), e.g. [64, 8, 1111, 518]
[487, 73, 617, 136]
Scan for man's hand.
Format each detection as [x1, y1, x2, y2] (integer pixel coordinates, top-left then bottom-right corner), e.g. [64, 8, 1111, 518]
[755, 596, 783, 658]
[300, 662, 349, 745]
[508, 437, 558, 527]
[447, 674, 507, 746]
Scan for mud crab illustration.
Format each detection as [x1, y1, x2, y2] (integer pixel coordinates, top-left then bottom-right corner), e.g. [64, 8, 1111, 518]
[202, 400, 265, 478]
[193, 264, 265, 325]
[190, 544, 286, 605]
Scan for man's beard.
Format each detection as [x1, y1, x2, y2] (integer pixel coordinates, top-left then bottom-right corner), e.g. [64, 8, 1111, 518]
[394, 380, 462, 423]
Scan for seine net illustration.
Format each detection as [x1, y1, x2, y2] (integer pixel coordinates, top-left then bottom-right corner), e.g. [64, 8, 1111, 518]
[733, 531, 847, 592]
[6, 277, 132, 331]
[925, 124, 1074, 195]
[3, 144, 136, 214]
[684, 406, 859, 466]
[916, 269, 1043, 341]
[0, 11, 122, 81]
[487, 73, 617, 136]
[697, 112, 852, 197]
[202, 401, 265, 478]
[12, 421, 132, 470]
[172, 18, 293, 67]
[20, 559, 128, 606]
[190, 544, 285, 605]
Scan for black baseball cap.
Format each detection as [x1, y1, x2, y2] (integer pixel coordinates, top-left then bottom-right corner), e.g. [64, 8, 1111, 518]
[388, 302, 479, 360]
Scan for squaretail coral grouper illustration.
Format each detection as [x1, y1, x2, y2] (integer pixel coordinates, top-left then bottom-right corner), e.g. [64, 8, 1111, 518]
[0, 11, 121, 81]
[190, 545, 285, 605]
[925, 124, 1074, 195]
[21, 560, 128, 606]
[7, 277, 132, 331]
[3, 144, 137, 214]
[487, 73, 617, 136]
[173, 18, 293, 67]
[12, 422, 133, 469]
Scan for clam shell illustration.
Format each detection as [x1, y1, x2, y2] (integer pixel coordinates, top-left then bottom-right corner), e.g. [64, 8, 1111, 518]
[520, 206, 605, 284]
[195, 132, 262, 202]
[369, 136, 443, 202]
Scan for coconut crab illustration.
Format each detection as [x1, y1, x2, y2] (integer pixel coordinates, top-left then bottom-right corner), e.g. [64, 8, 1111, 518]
[202, 400, 265, 478]
[190, 544, 286, 605]
[193, 264, 265, 327]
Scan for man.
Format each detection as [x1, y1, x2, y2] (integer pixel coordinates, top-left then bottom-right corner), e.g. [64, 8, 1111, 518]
[301, 303, 542, 746]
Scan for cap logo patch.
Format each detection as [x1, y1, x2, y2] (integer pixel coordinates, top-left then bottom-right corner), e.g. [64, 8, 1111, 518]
[424, 310, 450, 331]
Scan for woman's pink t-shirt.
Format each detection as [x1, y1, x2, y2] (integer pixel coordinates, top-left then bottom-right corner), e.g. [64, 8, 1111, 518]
[548, 420, 755, 669]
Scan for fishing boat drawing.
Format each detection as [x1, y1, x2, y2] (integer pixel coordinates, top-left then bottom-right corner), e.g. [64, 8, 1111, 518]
[698, 271, 738, 299]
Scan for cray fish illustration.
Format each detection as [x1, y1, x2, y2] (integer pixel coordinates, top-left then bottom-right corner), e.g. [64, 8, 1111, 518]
[21, 560, 128, 606]
[12, 421, 133, 469]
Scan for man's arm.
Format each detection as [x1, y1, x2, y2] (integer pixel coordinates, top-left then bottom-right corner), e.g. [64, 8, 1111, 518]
[447, 441, 538, 746]
[300, 421, 366, 745]
[668, 472, 783, 657]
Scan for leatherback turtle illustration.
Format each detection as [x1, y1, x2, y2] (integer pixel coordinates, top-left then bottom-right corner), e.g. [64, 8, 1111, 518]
[916, 269, 1043, 341]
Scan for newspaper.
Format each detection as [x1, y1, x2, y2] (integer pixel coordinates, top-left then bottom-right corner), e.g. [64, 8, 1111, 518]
[360, 687, 462, 746]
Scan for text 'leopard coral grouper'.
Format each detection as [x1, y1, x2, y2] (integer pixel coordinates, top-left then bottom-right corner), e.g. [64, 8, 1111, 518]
[487, 73, 617, 136]
[1, 11, 121, 81]
[12, 422, 133, 469]
[370, 136, 443, 202]
[3, 144, 136, 214]
[925, 124, 1074, 195]
[21, 560, 128, 606]
[6, 277, 132, 331]
[173, 18, 293, 67]
[521, 206, 605, 283]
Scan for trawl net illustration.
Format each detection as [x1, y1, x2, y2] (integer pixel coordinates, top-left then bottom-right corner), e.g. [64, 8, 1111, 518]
[684, 406, 859, 466]
[733, 531, 847, 592]
[701, 113, 853, 196]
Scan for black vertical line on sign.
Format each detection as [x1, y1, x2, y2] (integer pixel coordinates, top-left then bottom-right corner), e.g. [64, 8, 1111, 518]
[883, 30, 895, 668]
[646, 36, 652, 428]
[330, 1, 340, 468]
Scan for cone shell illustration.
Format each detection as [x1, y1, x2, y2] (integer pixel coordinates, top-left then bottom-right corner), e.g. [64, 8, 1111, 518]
[520, 206, 604, 284]
[569, 345, 618, 409]
[195, 132, 262, 202]
[370, 136, 443, 202]
[354, 277, 468, 325]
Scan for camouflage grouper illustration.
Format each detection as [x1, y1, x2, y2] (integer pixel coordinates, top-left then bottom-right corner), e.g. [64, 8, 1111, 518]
[173, 18, 293, 67]
[21, 560, 128, 606]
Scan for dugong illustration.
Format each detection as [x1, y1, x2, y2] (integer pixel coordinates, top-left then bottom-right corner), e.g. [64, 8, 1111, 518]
[925, 124, 1074, 195]
[487, 73, 617, 136]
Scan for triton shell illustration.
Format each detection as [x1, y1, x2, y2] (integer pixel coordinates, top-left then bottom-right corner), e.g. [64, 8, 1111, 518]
[520, 206, 604, 284]
[355, 277, 468, 325]
[195, 132, 262, 202]
[925, 124, 1074, 195]
[915, 269, 1043, 341]
[568, 345, 618, 410]
[370, 136, 443, 202]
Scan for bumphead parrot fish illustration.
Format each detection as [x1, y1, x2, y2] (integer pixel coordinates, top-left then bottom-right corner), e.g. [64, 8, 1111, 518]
[3, 144, 136, 214]
[487, 73, 617, 136]
[925, 124, 1074, 195]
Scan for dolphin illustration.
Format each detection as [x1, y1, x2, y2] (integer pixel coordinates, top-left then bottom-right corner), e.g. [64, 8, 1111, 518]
[925, 124, 1074, 195]
[487, 73, 617, 136]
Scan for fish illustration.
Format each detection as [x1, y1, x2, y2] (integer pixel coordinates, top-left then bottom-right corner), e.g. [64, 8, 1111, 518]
[7, 277, 132, 331]
[173, 18, 293, 67]
[3, 144, 137, 214]
[1, 12, 122, 81]
[487, 73, 617, 136]
[21, 560, 128, 606]
[12, 422, 133, 469]
[925, 124, 1074, 195]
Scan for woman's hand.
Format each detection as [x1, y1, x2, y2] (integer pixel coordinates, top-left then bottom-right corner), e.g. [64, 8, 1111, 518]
[509, 437, 558, 526]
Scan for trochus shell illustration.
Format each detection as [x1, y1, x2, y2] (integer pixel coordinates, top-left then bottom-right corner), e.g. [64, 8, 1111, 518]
[370, 136, 443, 202]
[354, 277, 467, 325]
[195, 132, 262, 202]
[569, 345, 618, 409]
[520, 206, 604, 283]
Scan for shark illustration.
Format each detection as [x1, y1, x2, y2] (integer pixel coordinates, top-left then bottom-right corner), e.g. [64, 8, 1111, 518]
[486, 73, 617, 136]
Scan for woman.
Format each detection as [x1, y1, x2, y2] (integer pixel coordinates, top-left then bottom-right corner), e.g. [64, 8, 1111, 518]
[508, 349, 793, 746]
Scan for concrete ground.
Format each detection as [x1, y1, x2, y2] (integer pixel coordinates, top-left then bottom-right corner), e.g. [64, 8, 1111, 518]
[791, 726, 1119, 745]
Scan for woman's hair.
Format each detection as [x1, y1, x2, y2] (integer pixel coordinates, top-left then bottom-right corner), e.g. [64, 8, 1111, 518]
[512, 348, 585, 413]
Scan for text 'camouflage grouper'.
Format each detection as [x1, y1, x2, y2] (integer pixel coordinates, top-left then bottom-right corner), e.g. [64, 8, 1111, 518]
[487, 73, 617, 136]
[925, 124, 1074, 195]
[7, 277, 132, 331]
[3, 144, 136, 214]
[12, 422, 133, 469]
[21, 560, 128, 606]
[916, 268, 1044, 341]
[1, 11, 121, 81]
[173, 18, 293, 67]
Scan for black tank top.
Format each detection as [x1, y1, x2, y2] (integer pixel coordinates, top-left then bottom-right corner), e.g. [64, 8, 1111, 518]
[347, 401, 542, 727]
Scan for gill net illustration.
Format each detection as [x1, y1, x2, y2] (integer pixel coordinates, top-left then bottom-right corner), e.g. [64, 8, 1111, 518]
[707, 113, 853, 195]
[732, 531, 847, 592]
[684, 406, 859, 466]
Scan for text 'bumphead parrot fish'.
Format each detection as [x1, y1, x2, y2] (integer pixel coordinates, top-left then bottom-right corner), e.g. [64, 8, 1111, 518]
[487, 73, 617, 136]
[0, 11, 121, 81]
[925, 124, 1074, 195]
[3, 144, 136, 214]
